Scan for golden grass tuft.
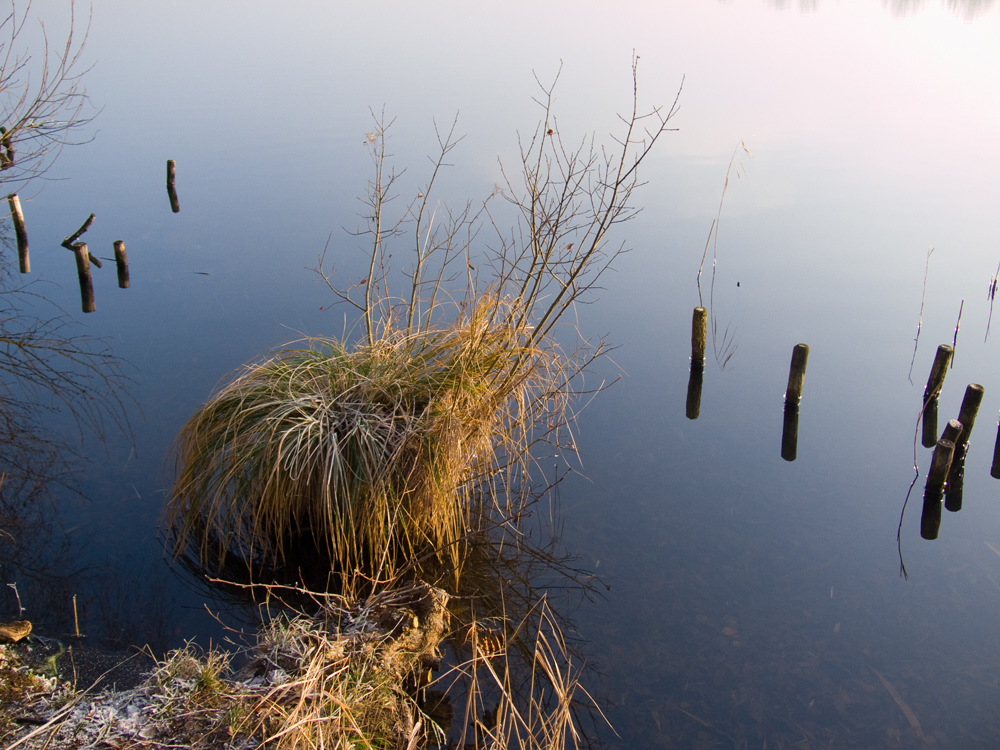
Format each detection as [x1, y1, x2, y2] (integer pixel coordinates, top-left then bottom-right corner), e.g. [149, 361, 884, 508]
[166, 297, 552, 575]
[165, 59, 681, 579]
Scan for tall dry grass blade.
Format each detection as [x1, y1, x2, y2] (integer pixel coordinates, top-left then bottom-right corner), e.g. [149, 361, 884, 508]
[907, 246, 935, 384]
[986, 260, 999, 342]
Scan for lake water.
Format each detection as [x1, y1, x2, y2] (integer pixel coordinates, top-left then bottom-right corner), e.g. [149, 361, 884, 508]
[4, 0, 1000, 746]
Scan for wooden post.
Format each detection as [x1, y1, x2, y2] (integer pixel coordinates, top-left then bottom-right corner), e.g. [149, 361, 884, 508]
[942, 385, 984, 510]
[113, 240, 129, 288]
[73, 242, 95, 313]
[954, 384, 985, 449]
[945, 453, 966, 512]
[62, 212, 95, 249]
[940, 419, 963, 446]
[686, 361, 704, 420]
[940, 418, 965, 511]
[923, 345, 953, 402]
[691, 307, 707, 364]
[781, 403, 800, 462]
[785, 343, 809, 405]
[167, 159, 180, 213]
[60, 213, 102, 267]
[920, 486, 944, 540]
[921, 438, 955, 540]
[990, 416, 1000, 479]
[921, 397, 939, 449]
[926, 438, 955, 492]
[6, 193, 28, 273]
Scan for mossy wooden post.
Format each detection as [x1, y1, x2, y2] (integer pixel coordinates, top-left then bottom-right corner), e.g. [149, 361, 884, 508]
[781, 403, 800, 462]
[114, 240, 129, 288]
[686, 307, 707, 420]
[945, 461, 966, 512]
[939, 419, 962, 446]
[940, 419, 964, 511]
[167, 159, 180, 213]
[62, 212, 95, 249]
[691, 307, 707, 364]
[7, 193, 29, 273]
[990, 415, 1000, 479]
[944, 384, 984, 512]
[927, 437, 956, 489]
[920, 485, 943, 540]
[781, 344, 808, 459]
[921, 438, 955, 540]
[921, 398, 939, 449]
[785, 343, 809, 405]
[73, 242, 95, 313]
[923, 345, 953, 402]
[686, 361, 704, 420]
[954, 384, 985, 449]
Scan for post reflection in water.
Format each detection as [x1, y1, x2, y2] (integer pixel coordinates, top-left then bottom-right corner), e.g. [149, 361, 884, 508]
[685, 361, 704, 420]
[686, 306, 707, 420]
[780, 403, 800, 462]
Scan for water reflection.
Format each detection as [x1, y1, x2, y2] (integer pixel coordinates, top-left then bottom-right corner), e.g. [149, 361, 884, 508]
[11, 0, 1000, 745]
[763, 0, 996, 17]
[780, 403, 800, 461]
[886, 0, 996, 19]
[0, 243, 150, 650]
[167, 483, 608, 748]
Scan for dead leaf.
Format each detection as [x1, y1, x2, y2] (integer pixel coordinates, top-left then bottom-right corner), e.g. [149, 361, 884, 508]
[873, 668, 926, 743]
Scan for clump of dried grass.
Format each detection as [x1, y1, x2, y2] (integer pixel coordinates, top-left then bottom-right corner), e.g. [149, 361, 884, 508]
[166, 60, 680, 579]
[166, 296, 551, 576]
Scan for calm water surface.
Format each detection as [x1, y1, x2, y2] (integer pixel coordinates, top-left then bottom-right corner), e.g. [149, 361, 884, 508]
[4, 1, 1000, 746]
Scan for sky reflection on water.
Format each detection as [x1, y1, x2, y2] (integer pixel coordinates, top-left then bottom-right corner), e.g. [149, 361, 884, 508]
[4, 0, 1000, 746]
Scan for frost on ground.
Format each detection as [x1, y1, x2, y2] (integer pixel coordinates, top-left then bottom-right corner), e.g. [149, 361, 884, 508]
[1, 583, 449, 750]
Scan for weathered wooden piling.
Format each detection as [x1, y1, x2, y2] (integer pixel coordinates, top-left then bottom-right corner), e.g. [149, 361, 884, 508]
[942, 419, 965, 511]
[954, 384, 985, 449]
[691, 307, 707, 364]
[686, 361, 704, 420]
[61, 213, 102, 267]
[940, 419, 963, 446]
[73, 242, 95, 313]
[62, 212, 95, 249]
[945, 456, 966, 512]
[926, 438, 955, 492]
[943, 385, 984, 511]
[167, 159, 180, 213]
[990, 416, 1000, 479]
[781, 403, 800, 462]
[923, 345, 953, 403]
[921, 438, 955, 540]
[7, 193, 29, 273]
[921, 397, 939, 449]
[114, 240, 129, 288]
[785, 343, 809, 405]
[920, 486, 943, 540]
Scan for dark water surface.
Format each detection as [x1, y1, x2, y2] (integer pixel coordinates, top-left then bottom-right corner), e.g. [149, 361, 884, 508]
[3, 1, 1000, 746]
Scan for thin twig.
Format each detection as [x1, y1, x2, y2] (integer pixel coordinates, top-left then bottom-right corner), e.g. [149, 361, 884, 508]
[907, 247, 934, 384]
